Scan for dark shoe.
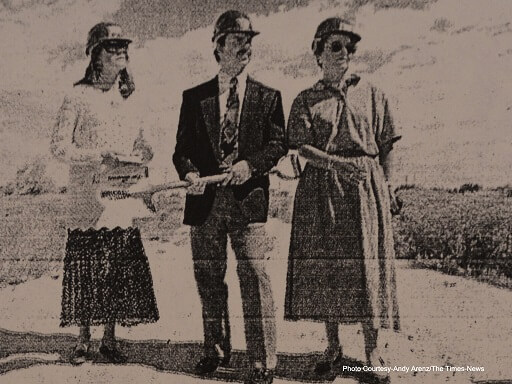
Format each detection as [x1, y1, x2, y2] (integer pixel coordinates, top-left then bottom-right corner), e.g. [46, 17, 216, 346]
[244, 368, 274, 384]
[69, 344, 90, 365]
[195, 356, 221, 374]
[314, 349, 342, 375]
[99, 344, 127, 364]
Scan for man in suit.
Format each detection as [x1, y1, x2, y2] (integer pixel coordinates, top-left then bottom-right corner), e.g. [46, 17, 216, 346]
[172, 10, 286, 384]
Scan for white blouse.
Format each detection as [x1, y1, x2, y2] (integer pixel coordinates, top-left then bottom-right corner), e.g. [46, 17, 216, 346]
[51, 83, 152, 230]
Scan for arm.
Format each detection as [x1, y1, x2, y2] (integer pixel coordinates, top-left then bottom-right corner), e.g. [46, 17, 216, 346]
[377, 95, 401, 185]
[172, 91, 200, 180]
[244, 90, 287, 176]
[377, 94, 402, 214]
[50, 96, 102, 163]
[287, 92, 312, 151]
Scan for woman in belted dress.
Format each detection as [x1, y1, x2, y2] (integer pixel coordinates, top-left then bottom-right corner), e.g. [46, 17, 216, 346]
[51, 22, 159, 363]
[284, 18, 401, 377]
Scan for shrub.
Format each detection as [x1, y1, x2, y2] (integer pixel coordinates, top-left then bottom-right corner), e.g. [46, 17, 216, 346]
[393, 188, 512, 287]
[2, 158, 56, 196]
[458, 183, 481, 193]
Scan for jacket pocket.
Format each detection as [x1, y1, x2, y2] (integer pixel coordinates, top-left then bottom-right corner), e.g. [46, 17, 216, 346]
[239, 187, 266, 222]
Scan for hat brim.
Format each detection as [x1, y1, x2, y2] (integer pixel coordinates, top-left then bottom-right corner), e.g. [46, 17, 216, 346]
[320, 30, 361, 44]
[212, 30, 259, 42]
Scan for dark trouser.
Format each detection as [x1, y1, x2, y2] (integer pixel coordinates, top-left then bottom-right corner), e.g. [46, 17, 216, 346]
[190, 188, 277, 370]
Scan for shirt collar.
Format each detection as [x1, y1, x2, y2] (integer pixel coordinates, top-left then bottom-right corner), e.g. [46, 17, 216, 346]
[218, 69, 248, 94]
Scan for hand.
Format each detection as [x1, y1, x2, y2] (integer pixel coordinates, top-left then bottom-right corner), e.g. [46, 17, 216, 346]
[388, 184, 403, 215]
[131, 147, 152, 164]
[222, 160, 252, 186]
[273, 152, 302, 180]
[100, 150, 121, 167]
[332, 161, 365, 186]
[185, 172, 206, 195]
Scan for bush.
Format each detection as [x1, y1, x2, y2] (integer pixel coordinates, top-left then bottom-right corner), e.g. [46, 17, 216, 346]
[396, 184, 416, 191]
[458, 183, 481, 193]
[2, 158, 55, 196]
[393, 188, 512, 287]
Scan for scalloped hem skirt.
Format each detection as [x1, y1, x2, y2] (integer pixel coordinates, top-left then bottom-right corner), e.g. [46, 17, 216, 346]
[60, 227, 159, 327]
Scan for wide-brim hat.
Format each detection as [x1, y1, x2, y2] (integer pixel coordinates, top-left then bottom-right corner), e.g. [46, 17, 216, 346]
[86, 23, 132, 56]
[212, 10, 260, 43]
[312, 17, 361, 51]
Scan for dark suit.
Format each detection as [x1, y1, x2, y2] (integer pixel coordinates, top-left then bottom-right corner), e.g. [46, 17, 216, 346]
[173, 75, 286, 369]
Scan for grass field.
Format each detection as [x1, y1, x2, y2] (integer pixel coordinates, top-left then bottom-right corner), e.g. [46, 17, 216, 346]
[1, 187, 511, 289]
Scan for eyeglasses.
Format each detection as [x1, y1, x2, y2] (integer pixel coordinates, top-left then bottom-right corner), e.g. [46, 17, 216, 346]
[102, 41, 129, 54]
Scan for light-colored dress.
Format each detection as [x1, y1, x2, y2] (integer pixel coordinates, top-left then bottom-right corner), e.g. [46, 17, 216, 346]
[284, 75, 400, 330]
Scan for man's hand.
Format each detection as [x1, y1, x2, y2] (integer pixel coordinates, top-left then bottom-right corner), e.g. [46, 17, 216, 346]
[185, 172, 206, 195]
[222, 160, 252, 186]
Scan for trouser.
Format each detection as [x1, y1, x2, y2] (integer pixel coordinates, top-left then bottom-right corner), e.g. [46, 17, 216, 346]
[190, 188, 277, 369]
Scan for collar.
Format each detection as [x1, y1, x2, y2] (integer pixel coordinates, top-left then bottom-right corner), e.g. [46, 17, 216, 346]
[218, 69, 248, 94]
[313, 73, 361, 95]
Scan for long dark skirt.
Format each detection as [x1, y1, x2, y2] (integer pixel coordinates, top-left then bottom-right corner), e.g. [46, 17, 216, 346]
[60, 227, 159, 327]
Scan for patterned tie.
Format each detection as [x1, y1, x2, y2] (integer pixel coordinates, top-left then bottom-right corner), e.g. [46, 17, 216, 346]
[220, 77, 240, 166]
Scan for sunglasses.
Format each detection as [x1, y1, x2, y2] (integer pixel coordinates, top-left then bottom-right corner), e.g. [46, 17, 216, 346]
[327, 40, 350, 53]
[102, 41, 129, 54]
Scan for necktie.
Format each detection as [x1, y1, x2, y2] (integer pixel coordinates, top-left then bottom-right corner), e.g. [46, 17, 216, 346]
[220, 77, 240, 165]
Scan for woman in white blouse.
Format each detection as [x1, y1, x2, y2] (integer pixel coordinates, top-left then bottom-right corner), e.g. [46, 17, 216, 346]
[51, 22, 159, 364]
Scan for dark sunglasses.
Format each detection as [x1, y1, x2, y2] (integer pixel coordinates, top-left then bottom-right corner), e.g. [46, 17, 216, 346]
[102, 41, 129, 54]
[327, 40, 350, 53]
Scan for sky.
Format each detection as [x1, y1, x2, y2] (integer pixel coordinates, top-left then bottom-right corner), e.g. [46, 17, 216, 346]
[0, 0, 511, 187]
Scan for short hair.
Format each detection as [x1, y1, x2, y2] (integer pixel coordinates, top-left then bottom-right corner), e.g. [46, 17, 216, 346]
[214, 35, 227, 63]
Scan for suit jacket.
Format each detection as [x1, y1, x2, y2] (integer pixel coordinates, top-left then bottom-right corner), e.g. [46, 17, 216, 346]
[173, 75, 287, 226]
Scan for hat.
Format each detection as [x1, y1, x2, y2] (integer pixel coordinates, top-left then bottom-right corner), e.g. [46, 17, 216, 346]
[212, 10, 260, 43]
[312, 17, 361, 51]
[86, 22, 132, 56]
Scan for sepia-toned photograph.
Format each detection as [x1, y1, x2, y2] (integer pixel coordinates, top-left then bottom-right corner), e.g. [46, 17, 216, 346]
[0, 1, 511, 383]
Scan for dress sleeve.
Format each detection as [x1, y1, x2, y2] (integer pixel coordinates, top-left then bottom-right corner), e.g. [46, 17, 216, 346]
[50, 95, 100, 163]
[287, 92, 313, 150]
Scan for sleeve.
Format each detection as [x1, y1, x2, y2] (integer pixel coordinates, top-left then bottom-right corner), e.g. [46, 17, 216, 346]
[172, 91, 200, 180]
[286, 92, 312, 150]
[50, 95, 101, 163]
[245, 90, 287, 176]
[376, 92, 401, 156]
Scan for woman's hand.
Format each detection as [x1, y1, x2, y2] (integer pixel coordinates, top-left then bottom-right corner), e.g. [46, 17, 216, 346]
[388, 184, 403, 215]
[299, 145, 366, 185]
[101, 151, 121, 167]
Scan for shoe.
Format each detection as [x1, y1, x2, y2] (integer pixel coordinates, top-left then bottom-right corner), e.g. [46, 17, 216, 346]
[195, 356, 221, 374]
[314, 348, 342, 375]
[195, 343, 231, 374]
[69, 344, 90, 364]
[366, 349, 389, 379]
[99, 344, 127, 364]
[244, 368, 274, 384]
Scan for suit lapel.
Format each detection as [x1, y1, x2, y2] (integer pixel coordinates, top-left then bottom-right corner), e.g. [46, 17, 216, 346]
[238, 77, 261, 155]
[199, 76, 222, 162]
